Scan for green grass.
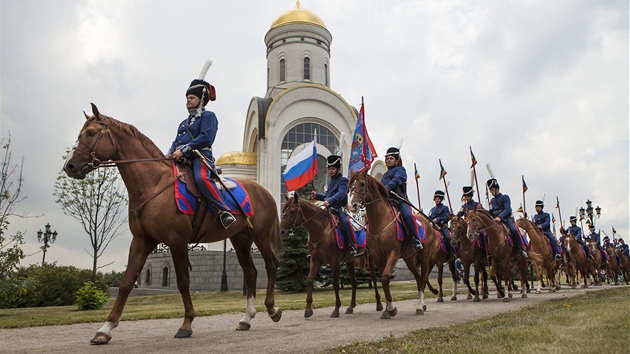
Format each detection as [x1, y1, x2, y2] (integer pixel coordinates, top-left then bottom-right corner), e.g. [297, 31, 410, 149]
[0, 281, 422, 328]
[325, 287, 630, 354]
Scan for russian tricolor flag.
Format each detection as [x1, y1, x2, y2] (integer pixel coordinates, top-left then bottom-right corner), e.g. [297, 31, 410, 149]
[282, 137, 318, 191]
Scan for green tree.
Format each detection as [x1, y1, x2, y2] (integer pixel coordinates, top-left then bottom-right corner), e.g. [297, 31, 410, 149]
[0, 135, 26, 278]
[54, 150, 128, 282]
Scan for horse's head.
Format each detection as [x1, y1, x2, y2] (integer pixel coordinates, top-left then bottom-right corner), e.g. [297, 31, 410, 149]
[465, 206, 484, 241]
[449, 216, 467, 247]
[348, 170, 368, 212]
[64, 104, 116, 179]
[280, 193, 305, 237]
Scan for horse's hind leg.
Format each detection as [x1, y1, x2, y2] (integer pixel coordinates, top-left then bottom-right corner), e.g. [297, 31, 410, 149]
[345, 262, 358, 315]
[170, 243, 196, 338]
[368, 258, 384, 311]
[403, 256, 425, 315]
[231, 234, 259, 330]
[91, 237, 157, 345]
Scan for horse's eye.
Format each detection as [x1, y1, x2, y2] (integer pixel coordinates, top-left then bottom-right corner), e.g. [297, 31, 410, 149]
[87, 130, 96, 137]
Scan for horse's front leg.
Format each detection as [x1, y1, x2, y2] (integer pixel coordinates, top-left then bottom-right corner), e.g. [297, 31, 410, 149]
[231, 234, 259, 330]
[305, 257, 323, 318]
[448, 260, 458, 301]
[91, 237, 157, 345]
[436, 261, 445, 302]
[368, 258, 384, 312]
[170, 243, 196, 338]
[330, 261, 342, 318]
[519, 260, 528, 298]
[502, 260, 512, 302]
[379, 253, 398, 319]
[345, 261, 358, 315]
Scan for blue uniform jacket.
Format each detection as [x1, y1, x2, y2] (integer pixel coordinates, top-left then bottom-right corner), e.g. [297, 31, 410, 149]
[533, 211, 551, 232]
[489, 193, 512, 221]
[429, 203, 450, 227]
[168, 109, 218, 160]
[457, 199, 478, 217]
[314, 173, 349, 208]
[565, 225, 583, 240]
[588, 232, 600, 245]
[380, 165, 407, 199]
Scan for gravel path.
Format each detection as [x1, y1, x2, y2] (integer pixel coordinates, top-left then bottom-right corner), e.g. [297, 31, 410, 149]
[1, 284, 623, 354]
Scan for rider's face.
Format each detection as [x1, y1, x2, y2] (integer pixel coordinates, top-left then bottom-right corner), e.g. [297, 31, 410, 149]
[489, 187, 499, 197]
[327, 166, 339, 177]
[385, 156, 397, 168]
[186, 94, 201, 110]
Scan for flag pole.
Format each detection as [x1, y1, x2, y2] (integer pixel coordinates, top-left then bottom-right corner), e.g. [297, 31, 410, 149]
[439, 159, 453, 213]
[556, 196, 564, 232]
[469, 147, 483, 209]
[521, 175, 527, 218]
[414, 162, 422, 212]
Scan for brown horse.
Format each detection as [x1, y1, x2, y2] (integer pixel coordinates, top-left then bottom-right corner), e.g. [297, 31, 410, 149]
[587, 242, 603, 286]
[63, 104, 283, 344]
[280, 193, 383, 318]
[564, 233, 589, 289]
[465, 206, 529, 301]
[603, 243, 619, 285]
[348, 170, 425, 318]
[414, 214, 460, 303]
[616, 247, 630, 284]
[515, 217, 560, 293]
[450, 216, 489, 302]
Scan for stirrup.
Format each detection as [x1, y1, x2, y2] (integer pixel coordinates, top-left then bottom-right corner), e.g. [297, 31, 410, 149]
[413, 239, 423, 251]
[521, 250, 529, 259]
[220, 211, 236, 229]
[554, 254, 562, 260]
[348, 246, 357, 257]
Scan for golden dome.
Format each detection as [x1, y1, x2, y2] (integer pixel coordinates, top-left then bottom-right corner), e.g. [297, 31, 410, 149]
[270, 1, 326, 29]
[216, 152, 257, 166]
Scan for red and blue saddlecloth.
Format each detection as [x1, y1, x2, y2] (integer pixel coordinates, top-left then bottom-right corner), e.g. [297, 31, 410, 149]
[174, 171, 253, 217]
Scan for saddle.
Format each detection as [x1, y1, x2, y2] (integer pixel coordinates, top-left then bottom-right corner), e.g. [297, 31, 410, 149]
[176, 164, 236, 198]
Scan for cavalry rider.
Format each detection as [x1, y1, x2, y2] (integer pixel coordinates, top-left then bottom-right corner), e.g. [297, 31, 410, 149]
[587, 224, 608, 263]
[532, 200, 562, 260]
[312, 155, 361, 257]
[562, 216, 594, 259]
[618, 238, 629, 261]
[486, 178, 528, 259]
[456, 186, 478, 218]
[380, 147, 423, 251]
[167, 79, 236, 229]
[602, 236, 619, 264]
[429, 190, 455, 260]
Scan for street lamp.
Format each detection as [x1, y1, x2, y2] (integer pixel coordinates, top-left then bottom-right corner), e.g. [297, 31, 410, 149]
[37, 223, 58, 266]
[580, 199, 601, 227]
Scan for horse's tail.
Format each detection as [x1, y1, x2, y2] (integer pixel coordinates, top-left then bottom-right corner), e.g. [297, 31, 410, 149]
[527, 248, 544, 266]
[270, 216, 284, 262]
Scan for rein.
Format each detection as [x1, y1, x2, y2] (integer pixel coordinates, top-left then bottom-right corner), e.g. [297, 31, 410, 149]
[350, 175, 397, 239]
[282, 202, 335, 248]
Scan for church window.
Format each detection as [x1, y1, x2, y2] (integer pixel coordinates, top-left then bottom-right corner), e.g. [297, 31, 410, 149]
[303, 57, 310, 81]
[279, 59, 286, 82]
[145, 268, 151, 285]
[324, 64, 328, 86]
[162, 267, 169, 287]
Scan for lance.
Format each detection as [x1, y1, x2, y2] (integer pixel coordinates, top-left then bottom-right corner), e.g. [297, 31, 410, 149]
[469, 147, 484, 209]
[521, 175, 527, 218]
[556, 196, 564, 232]
[390, 191, 440, 229]
[552, 213, 557, 237]
[414, 162, 422, 211]
[193, 149, 253, 228]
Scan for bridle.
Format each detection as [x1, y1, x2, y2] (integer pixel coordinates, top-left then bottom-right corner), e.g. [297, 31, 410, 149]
[349, 175, 383, 208]
[281, 201, 328, 234]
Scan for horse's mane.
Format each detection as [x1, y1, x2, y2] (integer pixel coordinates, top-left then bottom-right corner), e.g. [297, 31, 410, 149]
[360, 172, 391, 203]
[99, 115, 166, 161]
[469, 207, 493, 221]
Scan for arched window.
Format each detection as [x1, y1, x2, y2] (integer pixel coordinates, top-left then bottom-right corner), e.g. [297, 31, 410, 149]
[279, 59, 286, 82]
[280, 123, 338, 207]
[145, 269, 151, 285]
[162, 267, 169, 287]
[303, 57, 310, 81]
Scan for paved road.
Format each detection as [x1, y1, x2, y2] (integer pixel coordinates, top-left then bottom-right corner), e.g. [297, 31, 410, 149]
[1, 284, 625, 354]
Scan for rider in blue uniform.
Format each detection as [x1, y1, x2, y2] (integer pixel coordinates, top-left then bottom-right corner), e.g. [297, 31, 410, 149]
[487, 178, 528, 259]
[532, 200, 562, 260]
[562, 216, 594, 259]
[167, 79, 235, 229]
[602, 236, 618, 264]
[456, 186, 478, 218]
[619, 238, 630, 260]
[587, 224, 608, 263]
[429, 190, 455, 260]
[380, 147, 423, 251]
[312, 155, 360, 256]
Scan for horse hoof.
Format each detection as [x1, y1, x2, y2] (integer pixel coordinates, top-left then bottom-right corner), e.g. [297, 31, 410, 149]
[503, 297, 510, 302]
[380, 311, 391, 319]
[390, 307, 398, 317]
[535, 290, 541, 294]
[376, 303, 384, 311]
[270, 308, 282, 322]
[174, 328, 193, 338]
[236, 321, 251, 331]
[467, 294, 473, 300]
[304, 309, 313, 318]
[344, 307, 354, 315]
[522, 294, 527, 299]
[422, 304, 427, 311]
[473, 297, 480, 302]
[526, 289, 531, 293]
[416, 308, 424, 315]
[90, 332, 111, 345]
[330, 311, 340, 318]
[437, 297, 444, 303]
[431, 289, 438, 295]
[508, 293, 513, 298]
[451, 296, 457, 301]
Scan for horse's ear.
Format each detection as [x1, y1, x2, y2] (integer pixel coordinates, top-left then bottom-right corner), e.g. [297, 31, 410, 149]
[91, 103, 102, 119]
[293, 193, 299, 203]
[284, 192, 289, 202]
[83, 111, 91, 120]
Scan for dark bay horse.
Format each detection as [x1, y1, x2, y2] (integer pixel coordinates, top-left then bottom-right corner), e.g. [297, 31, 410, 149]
[63, 104, 283, 344]
[450, 216, 488, 302]
[603, 243, 619, 285]
[515, 217, 560, 293]
[414, 213, 459, 304]
[587, 242, 603, 286]
[465, 207, 529, 301]
[280, 193, 383, 318]
[348, 170, 425, 318]
[615, 248, 630, 284]
[564, 233, 589, 289]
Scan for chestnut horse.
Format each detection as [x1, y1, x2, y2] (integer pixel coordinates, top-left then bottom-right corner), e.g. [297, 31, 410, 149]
[348, 170, 425, 318]
[280, 193, 383, 317]
[515, 217, 560, 293]
[587, 242, 603, 286]
[603, 243, 619, 285]
[616, 247, 630, 284]
[414, 213, 459, 303]
[450, 216, 489, 302]
[564, 233, 589, 288]
[465, 207, 529, 301]
[64, 104, 283, 344]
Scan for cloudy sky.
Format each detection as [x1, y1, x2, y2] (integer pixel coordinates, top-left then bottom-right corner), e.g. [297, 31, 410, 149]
[1, 0, 627, 272]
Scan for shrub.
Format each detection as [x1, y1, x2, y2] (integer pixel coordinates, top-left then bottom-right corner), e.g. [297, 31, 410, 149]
[75, 281, 107, 310]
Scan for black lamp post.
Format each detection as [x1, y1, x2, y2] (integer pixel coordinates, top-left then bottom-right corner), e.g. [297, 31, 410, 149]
[579, 199, 601, 227]
[220, 239, 228, 292]
[37, 223, 58, 266]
